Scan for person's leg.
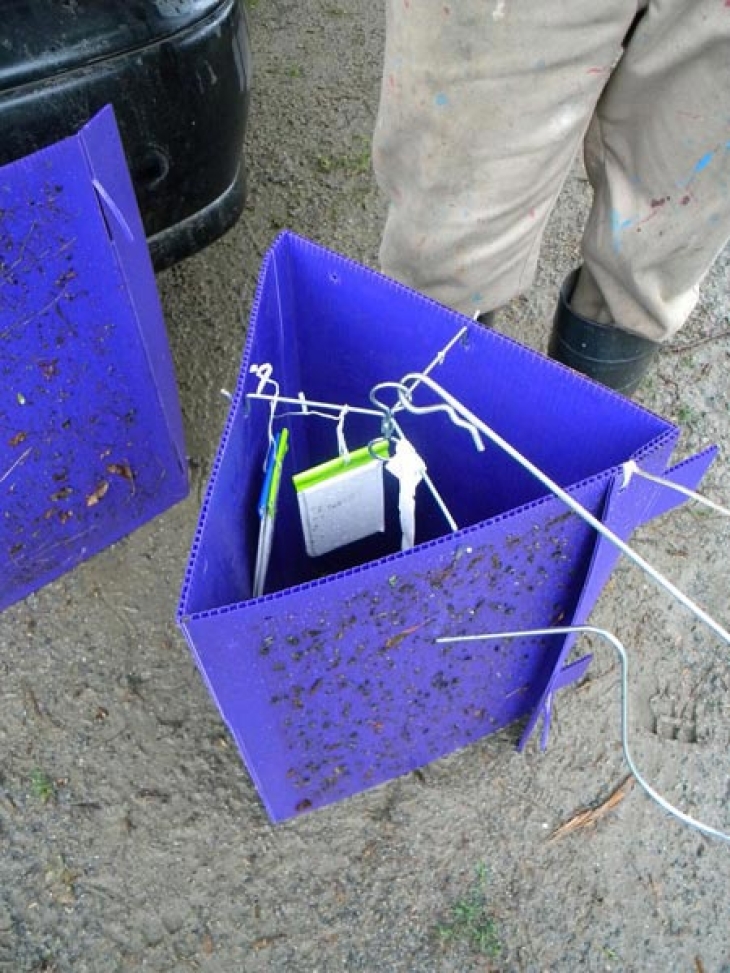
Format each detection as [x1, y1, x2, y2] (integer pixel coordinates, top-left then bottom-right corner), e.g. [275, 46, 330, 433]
[373, 0, 638, 318]
[571, 0, 730, 342]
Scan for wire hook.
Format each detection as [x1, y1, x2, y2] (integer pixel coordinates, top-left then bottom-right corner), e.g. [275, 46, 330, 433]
[395, 372, 485, 452]
[369, 380, 410, 444]
[249, 363, 280, 459]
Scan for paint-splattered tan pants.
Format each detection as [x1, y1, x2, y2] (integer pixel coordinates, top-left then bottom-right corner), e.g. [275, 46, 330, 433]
[373, 0, 730, 341]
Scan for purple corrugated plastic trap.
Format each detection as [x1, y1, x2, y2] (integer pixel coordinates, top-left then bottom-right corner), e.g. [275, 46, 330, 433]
[0, 106, 188, 613]
[178, 231, 715, 822]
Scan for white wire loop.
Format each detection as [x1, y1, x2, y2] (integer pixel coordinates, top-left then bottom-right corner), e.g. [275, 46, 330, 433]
[437, 626, 730, 844]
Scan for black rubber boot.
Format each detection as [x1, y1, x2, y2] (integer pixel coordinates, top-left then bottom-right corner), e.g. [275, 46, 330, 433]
[548, 269, 658, 396]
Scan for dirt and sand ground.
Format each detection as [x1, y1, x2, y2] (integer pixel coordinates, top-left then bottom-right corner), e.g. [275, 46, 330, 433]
[2, 2, 729, 970]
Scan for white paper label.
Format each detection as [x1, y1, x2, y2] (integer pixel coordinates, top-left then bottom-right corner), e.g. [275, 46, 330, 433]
[297, 459, 385, 557]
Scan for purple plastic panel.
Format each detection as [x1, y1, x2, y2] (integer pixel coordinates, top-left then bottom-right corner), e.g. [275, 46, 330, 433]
[178, 232, 711, 822]
[0, 107, 188, 613]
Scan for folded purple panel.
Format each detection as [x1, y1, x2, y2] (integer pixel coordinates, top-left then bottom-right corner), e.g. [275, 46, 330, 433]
[178, 231, 710, 822]
[1, 106, 188, 612]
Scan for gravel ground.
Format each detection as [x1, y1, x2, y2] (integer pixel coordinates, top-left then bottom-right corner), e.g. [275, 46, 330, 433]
[2, 1, 730, 971]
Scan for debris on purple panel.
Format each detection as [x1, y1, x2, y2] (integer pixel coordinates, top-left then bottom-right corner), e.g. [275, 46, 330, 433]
[178, 231, 712, 822]
[0, 107, 188, 613]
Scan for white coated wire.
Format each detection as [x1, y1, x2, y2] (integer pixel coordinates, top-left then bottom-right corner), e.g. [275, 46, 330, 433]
[397, 372, 730, 649]
[622, 460, 730, 518]
[436, 627, 730, 844]
[246, 391, 383, 420]
[398, 325, 469, 405]
[389, 416, 459, 532]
